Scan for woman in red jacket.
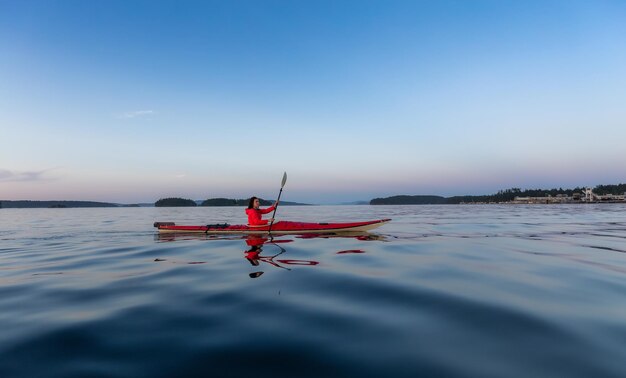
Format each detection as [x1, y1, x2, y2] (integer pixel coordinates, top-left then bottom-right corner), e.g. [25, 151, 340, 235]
[246, 196, 278, 226]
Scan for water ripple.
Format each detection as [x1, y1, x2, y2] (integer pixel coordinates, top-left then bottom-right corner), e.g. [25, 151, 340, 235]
[0, 206, 625, 377]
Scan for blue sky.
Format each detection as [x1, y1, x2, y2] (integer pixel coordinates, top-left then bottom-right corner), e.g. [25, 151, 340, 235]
[1, 0, 625, 204]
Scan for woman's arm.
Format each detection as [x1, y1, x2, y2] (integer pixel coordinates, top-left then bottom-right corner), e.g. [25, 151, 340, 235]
[259, 205, 276, 215]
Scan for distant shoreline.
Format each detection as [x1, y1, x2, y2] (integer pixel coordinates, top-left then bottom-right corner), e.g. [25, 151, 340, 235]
[0, 198, 312, 209]
[371, 184, 626, 205]
[3, 184, 625, 208]
[0, 200, 122, 209]
[2, 200, 625, 209]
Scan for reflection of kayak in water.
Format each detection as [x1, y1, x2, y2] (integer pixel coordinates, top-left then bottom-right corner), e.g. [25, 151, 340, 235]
[154, 219, 391, 234]
[243, 235, 319, 272]
[154, 232, 383, 243]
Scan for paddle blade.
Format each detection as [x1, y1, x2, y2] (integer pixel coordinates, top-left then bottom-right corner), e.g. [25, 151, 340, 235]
[281, 172, 287, 187]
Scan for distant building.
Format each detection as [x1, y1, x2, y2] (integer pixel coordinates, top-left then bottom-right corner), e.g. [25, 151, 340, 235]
[513, 188, 625, 204]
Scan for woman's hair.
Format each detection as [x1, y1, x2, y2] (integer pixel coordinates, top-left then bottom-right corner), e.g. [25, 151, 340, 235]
[247, 196, 258, 209]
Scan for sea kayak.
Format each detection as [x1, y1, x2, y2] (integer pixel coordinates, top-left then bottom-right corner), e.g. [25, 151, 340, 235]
[154, 219, 391, 234]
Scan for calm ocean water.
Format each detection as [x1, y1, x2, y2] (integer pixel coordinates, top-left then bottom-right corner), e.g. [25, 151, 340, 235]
[1, 204, 625, 377]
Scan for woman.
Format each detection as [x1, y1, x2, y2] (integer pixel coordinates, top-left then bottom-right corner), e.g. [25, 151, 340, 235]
[246, 197, 279, 226]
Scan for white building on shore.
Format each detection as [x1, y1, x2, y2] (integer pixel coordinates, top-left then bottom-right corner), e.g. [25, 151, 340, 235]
[513, 188, 626, 204]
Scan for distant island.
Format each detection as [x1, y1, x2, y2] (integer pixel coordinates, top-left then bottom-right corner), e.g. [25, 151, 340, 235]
[0, 197, 311, 209]
[154, 197, 310, 207]
[155, 198, 198, 207]
[371, 184, 626, 205]
[0, 200, 119, 208]
[199, 197, 309, 206]
[371, 195, 448, 205]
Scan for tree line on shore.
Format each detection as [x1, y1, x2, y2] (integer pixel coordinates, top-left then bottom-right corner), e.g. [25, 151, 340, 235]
[370, 183, 626, 205]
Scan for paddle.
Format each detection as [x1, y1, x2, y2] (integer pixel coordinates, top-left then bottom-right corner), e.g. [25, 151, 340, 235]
[267, 172, 287, 236]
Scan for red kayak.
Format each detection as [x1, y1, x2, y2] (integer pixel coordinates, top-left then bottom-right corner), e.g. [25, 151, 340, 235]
[154, 219, 391, 234]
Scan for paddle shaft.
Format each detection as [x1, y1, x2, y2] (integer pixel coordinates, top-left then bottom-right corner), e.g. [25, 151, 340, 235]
[267, 187, 283, 234]
[267, 172, 287, 236]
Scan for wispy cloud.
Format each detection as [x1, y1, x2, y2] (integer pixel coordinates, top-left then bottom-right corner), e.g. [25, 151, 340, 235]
[117, 110, 155, 119]
[0, 169, 52, 182]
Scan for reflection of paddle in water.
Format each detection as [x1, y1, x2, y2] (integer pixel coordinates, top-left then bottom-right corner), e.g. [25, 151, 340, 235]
[154, 233, 373, 277]
[336, 249, 365, 254]
[244, 235, 319, 278]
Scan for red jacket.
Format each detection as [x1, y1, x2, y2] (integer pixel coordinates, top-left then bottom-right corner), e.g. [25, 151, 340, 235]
[245, 205, 275, 226]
